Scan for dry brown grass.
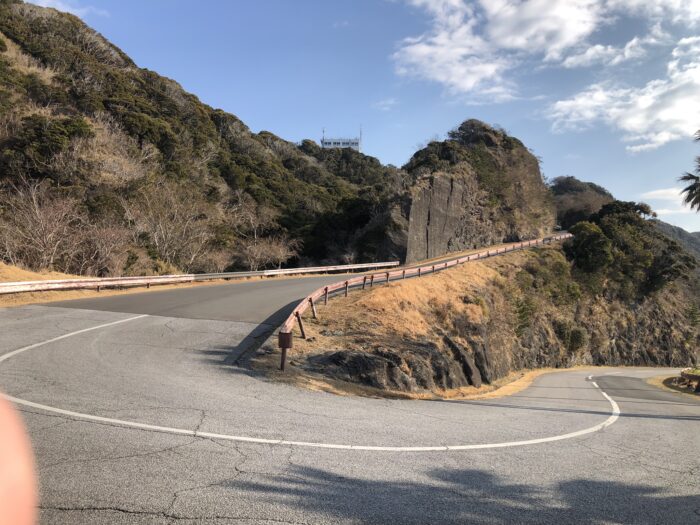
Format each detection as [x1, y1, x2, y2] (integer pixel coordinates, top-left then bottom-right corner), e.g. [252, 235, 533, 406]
[0, 262, 78, 283]
[0, 30, 55, 84]
[647, 374, 700, 398]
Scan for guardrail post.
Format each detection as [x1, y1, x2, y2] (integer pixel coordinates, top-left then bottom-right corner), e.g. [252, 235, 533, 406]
[418, 268, 422, 278]
[309, 297, 318, 319]
[344, 281, 349, 297]
[295, 312, 306, 339]
[370, 275, 374, 288]
[386, 272, 390, 284]
[402, 270, 406, 280]
[362, 276, 367, 290]
[278, 332, 293, 371]
[432, 265, 435, 273]
[324, 287, 329, 305]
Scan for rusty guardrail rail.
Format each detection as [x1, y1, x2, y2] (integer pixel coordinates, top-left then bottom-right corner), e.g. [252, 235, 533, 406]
[0, 261, 400, 295]
[277, 233, 572, 370]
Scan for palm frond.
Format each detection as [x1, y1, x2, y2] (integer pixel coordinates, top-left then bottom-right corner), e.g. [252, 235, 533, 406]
[679, 172, 700, 209]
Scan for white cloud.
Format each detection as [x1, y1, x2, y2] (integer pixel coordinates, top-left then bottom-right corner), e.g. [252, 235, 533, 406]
[394, 1, 514, 101]
[640, 187, 684, 200]
[549, 38, 700, 152]
[562, 25, 670, 68]
[479, 0, 604, 61]
[607, 0, 700, 25]
[26, 0, 108, 18]
[640, 187, 696, 216]
[395, 0, 700, 103]
[655, 207, 696, 215]
[372, 98, 399, 111]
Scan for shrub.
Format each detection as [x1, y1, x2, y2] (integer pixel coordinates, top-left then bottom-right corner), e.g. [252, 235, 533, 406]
[565, 222, 613, 273]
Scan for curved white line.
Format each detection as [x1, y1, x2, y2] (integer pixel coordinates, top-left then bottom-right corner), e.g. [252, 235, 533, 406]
[1, 317, 620, 452]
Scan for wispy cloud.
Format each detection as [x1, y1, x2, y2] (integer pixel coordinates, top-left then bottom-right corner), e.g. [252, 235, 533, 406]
[394, 0, 700, 142]
[655, 207, 695, 216]
[27, 0, 109, 18]
[639, 186, 695, 216]
[372, 97, 399, 111]
[332, 20, 350, 29]
[640, 187, 684, 201]
[548, 37, 700, 152]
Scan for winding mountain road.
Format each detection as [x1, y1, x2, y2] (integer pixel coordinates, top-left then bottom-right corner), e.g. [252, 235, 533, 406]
[1, 274, 699, 524]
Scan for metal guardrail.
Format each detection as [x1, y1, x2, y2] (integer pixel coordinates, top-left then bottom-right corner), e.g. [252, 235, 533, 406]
[0, 261, 400, 295]
[277, 234, 573, 370]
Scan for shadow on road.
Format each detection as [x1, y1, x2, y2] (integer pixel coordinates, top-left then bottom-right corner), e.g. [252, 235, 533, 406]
[221, 466, 699, 524]
[194, 300, 300, 372]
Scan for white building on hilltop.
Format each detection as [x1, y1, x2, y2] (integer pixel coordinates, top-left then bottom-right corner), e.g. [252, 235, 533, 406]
[320, 129, 362, 152]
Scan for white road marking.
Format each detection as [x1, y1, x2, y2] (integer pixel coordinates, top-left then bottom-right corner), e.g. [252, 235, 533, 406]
[1, 315, 621, 452]
[591, 381, 599, 388]
[0, 315, 148, 365]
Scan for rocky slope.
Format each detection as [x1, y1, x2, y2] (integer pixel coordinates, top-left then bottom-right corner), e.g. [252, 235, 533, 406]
[277, 203, 699, 395]
[402, 121, 555, 263]
[292, 245, 699, 394]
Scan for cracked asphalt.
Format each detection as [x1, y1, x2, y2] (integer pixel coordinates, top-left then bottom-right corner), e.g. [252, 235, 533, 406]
[0, 276, 699, 524]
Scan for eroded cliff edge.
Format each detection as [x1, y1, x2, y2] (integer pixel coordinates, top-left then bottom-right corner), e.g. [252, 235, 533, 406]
[403, 120, 556, 263]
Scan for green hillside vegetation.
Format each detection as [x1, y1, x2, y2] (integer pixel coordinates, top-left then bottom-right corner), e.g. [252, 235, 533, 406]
[0, 0, 407, 275]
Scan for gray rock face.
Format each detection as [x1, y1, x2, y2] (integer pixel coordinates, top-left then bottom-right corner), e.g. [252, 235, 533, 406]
[401, 120, 556, 264]
[406, 172, 499, 262]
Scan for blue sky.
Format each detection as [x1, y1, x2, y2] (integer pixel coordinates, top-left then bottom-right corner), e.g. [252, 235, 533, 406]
[30, 0, 700, 231]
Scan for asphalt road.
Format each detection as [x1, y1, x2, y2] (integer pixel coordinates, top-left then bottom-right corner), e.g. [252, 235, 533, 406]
[0, 276, 698, 524]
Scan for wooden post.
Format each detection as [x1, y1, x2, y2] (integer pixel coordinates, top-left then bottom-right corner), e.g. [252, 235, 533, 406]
[344, 281, 349, 297]
[324, 287, 329, 305]
[280, 347, 287, 371]
[362, 276, 367, 290]
[295, 312, 306, 339]
[418, 268, 422, 278]
[309, 297, 318, 319]
[386, 272, 390, 284]
[370, 275, 374, 288]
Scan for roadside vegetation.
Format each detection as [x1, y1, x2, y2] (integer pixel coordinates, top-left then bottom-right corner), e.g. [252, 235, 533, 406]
[0, 0, 409, 276]
[272, 200, 699, 396]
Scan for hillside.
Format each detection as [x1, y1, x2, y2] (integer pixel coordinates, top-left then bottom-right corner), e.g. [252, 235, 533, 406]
[266, 202, 699, 395]
[550, 176, 614, 229]
[0, 0, 556, 276]
[402, 121, 555, 262]
[653, 220, 700, 261]
[0, 0, 409, 274]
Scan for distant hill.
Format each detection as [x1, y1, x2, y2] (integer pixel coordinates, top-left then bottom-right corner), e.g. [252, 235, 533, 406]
[0, 1, 555, 275]
[652, 220, 700, 261]
[549, 176, 614, 229]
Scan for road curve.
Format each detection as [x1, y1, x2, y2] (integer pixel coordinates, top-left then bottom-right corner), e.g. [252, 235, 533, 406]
[1, 275, 699, 523]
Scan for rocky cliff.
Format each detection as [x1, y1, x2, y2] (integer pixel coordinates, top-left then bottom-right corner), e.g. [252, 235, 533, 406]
[402, 121, 555, 263]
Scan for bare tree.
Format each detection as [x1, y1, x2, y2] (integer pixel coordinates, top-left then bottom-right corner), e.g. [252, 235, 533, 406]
[0, 177, 82, 271]
[266, 235, 301, 269]
[122, 180, 216, 272]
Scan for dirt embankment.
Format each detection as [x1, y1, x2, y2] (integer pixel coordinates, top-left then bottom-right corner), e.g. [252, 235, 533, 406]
[257, 246, 699, 397]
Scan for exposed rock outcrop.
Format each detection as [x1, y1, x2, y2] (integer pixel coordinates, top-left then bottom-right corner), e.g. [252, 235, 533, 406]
[402, 121, 555, 263]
